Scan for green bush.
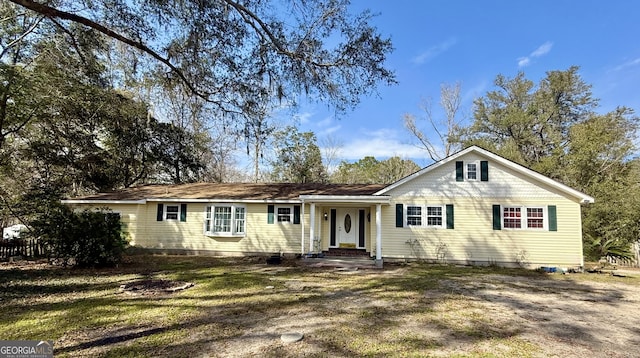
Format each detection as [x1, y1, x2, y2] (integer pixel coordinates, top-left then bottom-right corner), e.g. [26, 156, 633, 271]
[31, 204, 128, 267]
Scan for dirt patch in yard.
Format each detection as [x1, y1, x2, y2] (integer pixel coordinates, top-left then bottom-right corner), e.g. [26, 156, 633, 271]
[118, 279, 195, 295]
[2, 257, 639, 357]
[209, 267, 640, 358]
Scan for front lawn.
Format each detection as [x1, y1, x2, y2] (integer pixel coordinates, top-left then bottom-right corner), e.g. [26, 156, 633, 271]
[1, 255, 638, 357]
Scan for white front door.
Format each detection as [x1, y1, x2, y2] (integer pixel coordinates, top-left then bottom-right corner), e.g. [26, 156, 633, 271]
[337, 208, 357, 248]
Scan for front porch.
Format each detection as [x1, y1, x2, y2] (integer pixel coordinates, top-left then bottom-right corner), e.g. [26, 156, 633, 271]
[299, 194, 390, 265]
[301, 255, 378, 269]
[323, 248, 370, 257]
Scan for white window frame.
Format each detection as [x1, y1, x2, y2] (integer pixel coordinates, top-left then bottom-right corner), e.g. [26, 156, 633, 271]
[502, 205, 547, 230]
[204, 204, 246, 237]
[164, 204, 181, 221]
[406, 205, 422, 226]
[526, 207, 545, 229]
[465, 161, 479, 181]
[276, 205, 293, 224]
[426, 205, 444, 228]
[405, 204, 445, 228]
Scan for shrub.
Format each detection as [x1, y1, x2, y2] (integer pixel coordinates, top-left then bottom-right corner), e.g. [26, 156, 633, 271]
[30, 204, 128, 267]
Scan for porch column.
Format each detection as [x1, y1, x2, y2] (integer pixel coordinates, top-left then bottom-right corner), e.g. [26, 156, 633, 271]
[301, 202, 305, 256]
[375, 203, 383, 267]
[309, 203, 316, 253]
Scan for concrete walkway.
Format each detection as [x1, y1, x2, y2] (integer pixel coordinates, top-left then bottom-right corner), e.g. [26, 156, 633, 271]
[300, 256, 379, 269]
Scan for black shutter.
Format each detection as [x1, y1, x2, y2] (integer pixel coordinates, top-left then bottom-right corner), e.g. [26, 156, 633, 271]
[180, 203, 187, 222]
[330, 209, 337, 246]
[156, 204, 163, 221]
[396, 204, 404, 227]
[456, 161, 464, 181]
[293, 205, 301, 224]
[267, 205, 274, 224]
[446, 204, 454, 229]
[492, 205, 501, 230]
[548, 205, 557, 231]
[480, 161, 489, 181]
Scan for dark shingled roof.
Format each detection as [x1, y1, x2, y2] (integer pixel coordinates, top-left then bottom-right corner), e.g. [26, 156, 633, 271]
[70, 183, 388, 201]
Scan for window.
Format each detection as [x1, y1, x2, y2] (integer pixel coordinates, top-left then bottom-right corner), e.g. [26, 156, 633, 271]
[404, 205, 444, 228]
[235, 207, 246, 233]
[165, 205, 180, 220]
[503, 207, 521, 229]
[426, 206, 443, 227]
[466, 163, 477, 180]
[502, 206, 545, 230]
[157, 203, 187, 222]
[527, 207, 544, 229]
[205, 204, 245, 236]
[277, 206, 292, 223]
[406, 206, 422, 226]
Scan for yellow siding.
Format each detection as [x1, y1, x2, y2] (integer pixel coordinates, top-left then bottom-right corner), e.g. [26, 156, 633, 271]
[135, 203, 309, 255]
[387, 152, 568, 199]
[71, 202, 310, 255]
[380, 197, 583, 268]
[376, 151, 587, 268]
[68, 204, 143, 245]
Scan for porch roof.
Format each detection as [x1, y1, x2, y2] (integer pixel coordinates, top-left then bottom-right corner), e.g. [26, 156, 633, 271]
[299, 195, 390, 204]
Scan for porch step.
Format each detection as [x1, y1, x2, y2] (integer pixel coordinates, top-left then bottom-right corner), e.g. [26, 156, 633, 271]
[323, 248, 370, 257]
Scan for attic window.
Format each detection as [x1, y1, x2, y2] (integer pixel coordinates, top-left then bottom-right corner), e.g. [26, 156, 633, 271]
[466, 163, 477, 180]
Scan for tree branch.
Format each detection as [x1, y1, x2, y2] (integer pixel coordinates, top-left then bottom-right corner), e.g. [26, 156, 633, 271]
[0, 13, 43, 59]
[48, 18, 88, 67]
[223, 0, 345, 68]
[8, 0, 213, 101]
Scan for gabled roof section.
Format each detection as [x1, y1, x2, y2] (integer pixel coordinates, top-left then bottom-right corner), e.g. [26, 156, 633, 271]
[376, 146, 595, 204]
[64, 183, 386, 203]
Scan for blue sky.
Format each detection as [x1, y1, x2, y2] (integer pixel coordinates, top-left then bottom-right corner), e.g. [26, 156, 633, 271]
[292, 0, 640, 168]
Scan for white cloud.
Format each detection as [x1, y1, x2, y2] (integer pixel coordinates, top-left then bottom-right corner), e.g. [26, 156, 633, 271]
[531, 41, 553, 57]
[339, 129, 426, 161]
[293, 111, 313, 124]
[611, 57, 640, 72]
[316, 115, 333, 127]
[517, 57, 531, 67]
[319, 125, 341, 136]
[412, 37, 458, 65]
[517, 41, 553, 67]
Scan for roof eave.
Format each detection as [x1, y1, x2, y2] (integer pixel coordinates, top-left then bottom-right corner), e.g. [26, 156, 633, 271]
[61, 199, 147, 205]
[299, 195, 391, 204]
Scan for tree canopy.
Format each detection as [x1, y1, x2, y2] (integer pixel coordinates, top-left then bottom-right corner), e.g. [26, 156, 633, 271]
[331, 156, 420, 184]
[9, 0, 396, 115]
[1, 1, 396, 228]
[269, 127, 326, 183]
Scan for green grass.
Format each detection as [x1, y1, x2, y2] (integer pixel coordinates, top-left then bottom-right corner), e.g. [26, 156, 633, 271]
[0, 255, 636, 357]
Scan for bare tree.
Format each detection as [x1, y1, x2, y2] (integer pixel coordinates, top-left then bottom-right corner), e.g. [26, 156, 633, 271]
[320, 134, 343, 175]
[244, 112, 277, 182]
[404, 82, 465, 161]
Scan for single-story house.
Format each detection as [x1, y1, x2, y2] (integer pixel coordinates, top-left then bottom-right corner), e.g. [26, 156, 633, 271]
[62, 146, 594, 268]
